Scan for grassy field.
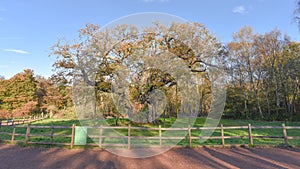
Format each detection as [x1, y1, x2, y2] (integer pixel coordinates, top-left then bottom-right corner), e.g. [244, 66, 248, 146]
[1, 118, 300, 147]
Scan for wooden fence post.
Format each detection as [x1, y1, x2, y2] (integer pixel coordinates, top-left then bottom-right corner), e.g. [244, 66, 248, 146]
[70, 123, 75, 148]
[50, 125, 54, 144]
[248, 124, 253, 146]
[25, 124, 31, 144]
[221, 124, 225, 146]
[282, 123, 288, 146]
[99, 125, 103, 148]
[188, 124, 192, 148]
[159, 125, 162, 147]
[128, 124, 131, 149]
[11, 125, 16, 142]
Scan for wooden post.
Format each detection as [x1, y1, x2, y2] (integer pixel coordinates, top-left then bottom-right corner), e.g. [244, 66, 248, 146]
[188, 124, 192, 148]
[70, 123, 75, 148]
[282, 123, 288, 146]
[221, 124, 225, 146]
[99, 125, 103, 148]
[50, 125, 54, 144]
[25, 124, 31, 144]
[248, 124, 253, 146]
[11, 126, 16, 142]
[159, 125, 162, 147]
[128, 124, 131, 149]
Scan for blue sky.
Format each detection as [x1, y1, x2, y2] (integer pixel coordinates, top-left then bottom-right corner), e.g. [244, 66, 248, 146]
[0, 0, 299, 79]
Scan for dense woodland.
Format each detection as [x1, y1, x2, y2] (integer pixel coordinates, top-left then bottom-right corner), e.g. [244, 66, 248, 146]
[0, 70, 73, 119]
[1, 4, 300, 121]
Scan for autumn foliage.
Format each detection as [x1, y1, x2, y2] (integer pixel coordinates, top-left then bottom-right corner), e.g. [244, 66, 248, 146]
[0, 22, 299, 122]
[0, 69, 73, 119]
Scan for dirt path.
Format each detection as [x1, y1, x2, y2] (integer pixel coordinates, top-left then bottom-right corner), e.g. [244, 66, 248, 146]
[0, 144, 300, 169]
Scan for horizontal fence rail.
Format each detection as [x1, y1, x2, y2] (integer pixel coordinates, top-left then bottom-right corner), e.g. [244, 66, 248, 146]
[0, 117, 44, 126]
[0, 123, 300, 148]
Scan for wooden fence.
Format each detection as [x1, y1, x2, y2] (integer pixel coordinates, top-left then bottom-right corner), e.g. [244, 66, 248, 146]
[0, 123, 300, 148]
[0, 117, 44, 126]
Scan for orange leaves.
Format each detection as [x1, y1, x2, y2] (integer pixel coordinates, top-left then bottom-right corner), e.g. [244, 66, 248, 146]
[0, 109, 10, 119]
[56, 60, 75, 69]
[12, 101, 38, 118]
[79, 23, 100, 37]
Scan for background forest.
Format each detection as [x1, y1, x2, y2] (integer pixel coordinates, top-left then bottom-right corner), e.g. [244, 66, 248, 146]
[0, 23, 299, 122]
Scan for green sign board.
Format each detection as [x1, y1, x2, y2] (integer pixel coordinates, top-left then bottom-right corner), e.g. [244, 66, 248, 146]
[74, 126, 87, 145]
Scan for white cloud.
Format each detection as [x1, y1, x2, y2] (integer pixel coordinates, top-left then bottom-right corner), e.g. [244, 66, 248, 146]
[0, 65, 8, 68]
[4, 49, 30, 54]
[233, 6, 248, 14]
[0, 8, 6, 12]
[0, 8, 7, 21]
[0, 37, 23, 40]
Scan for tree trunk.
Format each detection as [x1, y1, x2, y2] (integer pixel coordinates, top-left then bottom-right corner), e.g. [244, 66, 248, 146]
[290, 84, 298, 120]
[255, 90, 263, 119]
[115, 116, 119, 126]
[264, 91, 271, 120]
[243, 91, 248, 118]
[275, 84, 280, 118]
[163, 111, 166, 127]
[175, 84, 178, 118]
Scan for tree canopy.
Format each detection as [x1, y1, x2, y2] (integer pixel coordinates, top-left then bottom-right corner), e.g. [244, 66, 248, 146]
[0, 21, 299, 122]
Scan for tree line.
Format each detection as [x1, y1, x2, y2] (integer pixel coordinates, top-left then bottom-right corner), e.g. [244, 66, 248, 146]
[0, 22, 299, 122]
[0, 69, 73, 119]
[51, 22, 299, 122]
[225, 27, 299, 120]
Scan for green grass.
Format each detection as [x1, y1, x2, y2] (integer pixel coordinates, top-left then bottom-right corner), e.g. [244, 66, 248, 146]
[1, 117, 300, 147]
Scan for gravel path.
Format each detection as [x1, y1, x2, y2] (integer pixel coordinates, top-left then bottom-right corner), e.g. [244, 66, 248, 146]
[0, 144, 300, 169]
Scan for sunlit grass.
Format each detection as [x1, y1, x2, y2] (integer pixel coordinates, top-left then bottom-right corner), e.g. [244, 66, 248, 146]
[1, 117, 300, 147]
